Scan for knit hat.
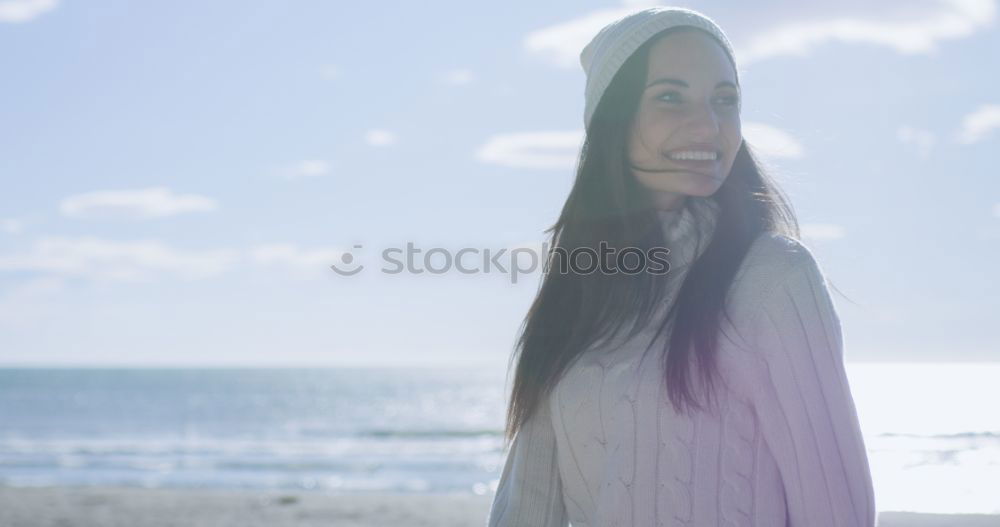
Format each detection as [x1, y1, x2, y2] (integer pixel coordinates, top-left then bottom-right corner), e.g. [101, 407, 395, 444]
[579, 7, 738, 129]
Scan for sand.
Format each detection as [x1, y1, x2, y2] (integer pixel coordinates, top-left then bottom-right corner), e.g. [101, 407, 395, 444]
[0, 486, 998, 527]
[0, 487, 492, 527]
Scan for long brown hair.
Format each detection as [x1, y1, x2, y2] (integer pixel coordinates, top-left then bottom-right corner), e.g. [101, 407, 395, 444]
[503, 26, 799, 447]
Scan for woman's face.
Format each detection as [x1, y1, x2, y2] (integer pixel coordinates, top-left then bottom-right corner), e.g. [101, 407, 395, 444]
[628, 29, 742, 210]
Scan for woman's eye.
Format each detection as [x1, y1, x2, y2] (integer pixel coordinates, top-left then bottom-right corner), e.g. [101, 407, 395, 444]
[715, 95, 740, 107]
[655, 92, 739, 107]
[656, 91, 681, 103]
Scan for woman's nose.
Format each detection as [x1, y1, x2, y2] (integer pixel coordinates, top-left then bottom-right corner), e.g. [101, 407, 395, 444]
[685, 102, 721, 138]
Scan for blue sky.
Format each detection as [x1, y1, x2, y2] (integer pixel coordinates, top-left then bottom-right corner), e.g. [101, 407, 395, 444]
[1, 0, 998, 367]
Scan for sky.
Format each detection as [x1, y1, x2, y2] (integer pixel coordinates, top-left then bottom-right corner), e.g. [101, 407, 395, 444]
[0, 0, 998, 368]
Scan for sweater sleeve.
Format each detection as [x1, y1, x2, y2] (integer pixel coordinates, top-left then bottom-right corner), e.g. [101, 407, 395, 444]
[486, 397, 569, 527]
[746, 249, 876, 526]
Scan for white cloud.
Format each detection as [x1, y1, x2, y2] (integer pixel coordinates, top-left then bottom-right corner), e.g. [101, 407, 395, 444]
[279, 159, 331, 179]
[524, 6, 643, 69]
[742, 122, 805, 159]
[897, 125, 937, 157]
[801, 223, 846, 241]
[365, 129, 397, 147]
[476, 130, 584, 170]
[1, 218, 24, 234]
[524, 1, 996, 69]
[319, 64, 340, 80]
[0, 0, 57, 23]
[59, 187, 217, 219]
[0, 237, 355, 284]
[955, 103, 1000, 144]
[250, 243, 346, 279]
[739, 0, 996, 65]
[441, 69, 475, 85]
[993, 202, 1000, 218]
[0, 237, 238, 282]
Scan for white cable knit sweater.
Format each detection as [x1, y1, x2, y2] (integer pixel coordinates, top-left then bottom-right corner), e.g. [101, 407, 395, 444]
[487, 195, 876, 527]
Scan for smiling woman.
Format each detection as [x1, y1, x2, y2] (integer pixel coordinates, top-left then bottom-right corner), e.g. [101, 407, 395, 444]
[628, 28, 743, 210]
[487, 6, 877, 527]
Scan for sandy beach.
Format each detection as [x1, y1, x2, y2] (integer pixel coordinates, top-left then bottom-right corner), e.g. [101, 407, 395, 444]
[1, 487, 998, 527]
[0, 487, 492, 527]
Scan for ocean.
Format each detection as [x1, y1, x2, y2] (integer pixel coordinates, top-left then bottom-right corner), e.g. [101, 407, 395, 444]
[0, 363, 997, 514]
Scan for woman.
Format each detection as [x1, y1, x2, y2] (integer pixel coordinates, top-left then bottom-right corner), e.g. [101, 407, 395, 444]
[487, 6, 876, 527]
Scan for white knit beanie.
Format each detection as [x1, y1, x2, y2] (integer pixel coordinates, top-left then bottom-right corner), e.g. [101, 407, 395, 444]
[580, 6, 738, 130]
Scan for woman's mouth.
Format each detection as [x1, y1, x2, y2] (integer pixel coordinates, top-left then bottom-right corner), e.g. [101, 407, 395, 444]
[666, 150, 719, 161]
[665, 150, 721, 174]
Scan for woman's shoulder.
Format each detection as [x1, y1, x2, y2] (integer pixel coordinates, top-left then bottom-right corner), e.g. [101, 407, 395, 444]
[738, 230, 816, 276]
[725, 231, 825, 316]
[715, 231, 828, 357]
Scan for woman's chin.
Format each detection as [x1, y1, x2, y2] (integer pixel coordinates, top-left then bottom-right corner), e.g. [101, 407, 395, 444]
[642, 174, 724, 197]
[680, 171, 725, 194]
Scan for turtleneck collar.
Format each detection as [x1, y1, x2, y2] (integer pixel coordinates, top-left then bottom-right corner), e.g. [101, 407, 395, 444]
[577, 195, 722, 356]
[655, 195, 721, 272]
[572, 196, 720, 351]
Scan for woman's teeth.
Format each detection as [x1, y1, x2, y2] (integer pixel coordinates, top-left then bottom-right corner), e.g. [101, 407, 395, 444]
[668, 150, 718, 161]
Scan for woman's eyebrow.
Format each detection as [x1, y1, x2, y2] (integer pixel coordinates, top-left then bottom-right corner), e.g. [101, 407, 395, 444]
[646, 77, 738, 90]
